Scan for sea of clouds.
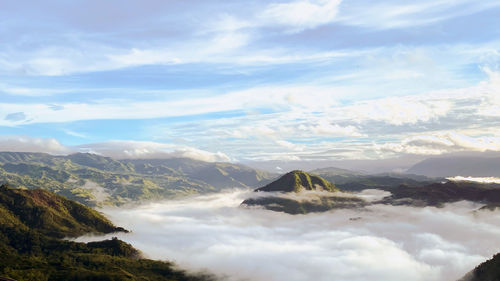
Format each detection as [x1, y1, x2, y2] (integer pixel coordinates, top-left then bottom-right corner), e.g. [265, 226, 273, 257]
[447, 176, 500, 184]
[76, 189, 500, 281]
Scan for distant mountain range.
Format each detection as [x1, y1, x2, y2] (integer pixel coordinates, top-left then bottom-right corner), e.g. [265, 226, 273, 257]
[242, 167, 500, 213]
[407, 155, 500, 177]
[380, 181, 500, 208]
[310, 166, 438, 192]
[0, 152, 276, 206]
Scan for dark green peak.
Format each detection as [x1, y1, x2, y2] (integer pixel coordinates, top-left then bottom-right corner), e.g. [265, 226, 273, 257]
[256, 170, 338, 193]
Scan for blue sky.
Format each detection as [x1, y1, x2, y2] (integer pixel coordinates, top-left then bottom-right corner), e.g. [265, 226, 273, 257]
[1, 0, 500, 163]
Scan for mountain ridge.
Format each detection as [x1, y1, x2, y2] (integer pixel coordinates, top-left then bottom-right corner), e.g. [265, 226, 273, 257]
[0, 151, 276, 206]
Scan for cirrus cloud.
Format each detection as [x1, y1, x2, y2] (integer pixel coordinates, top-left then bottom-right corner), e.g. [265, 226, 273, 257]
[260, 0, 342, 32]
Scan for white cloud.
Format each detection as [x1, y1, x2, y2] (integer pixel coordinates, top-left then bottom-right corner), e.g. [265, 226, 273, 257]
[75, 140, 232, 162]
[268, 154, 302, 161]
[337, 0, 500, 29]
[1, 68, 500, 162]
[346, 97, 452, 126]
[476, 67, 500, 117]
[0, 137, 230, 162]
[447, 176, 500, 184]
[378, 131, 500, 155]
[0, 136, 71, 155]
[107, 48, 182, 68]
[0, 85, 342, 126]
[76, 190, 500, 281]
[300, 120, 363, 136]
[260, 0, 342, 31]
[275, 140, 305, 151]
[173, 148, 231, 163]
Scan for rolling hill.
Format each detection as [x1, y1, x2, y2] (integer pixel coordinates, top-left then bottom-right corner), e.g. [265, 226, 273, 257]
[0, 183, 215, 281]
[0, 152, 276, 206]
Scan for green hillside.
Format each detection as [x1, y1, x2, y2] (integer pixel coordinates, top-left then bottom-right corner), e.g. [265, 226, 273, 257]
[256, 170, 338, 193]
[241, 171, 363, 214]
[0, 152, 275, 206]
[0, 183, 125, 238]
[0, 183, 215, 281]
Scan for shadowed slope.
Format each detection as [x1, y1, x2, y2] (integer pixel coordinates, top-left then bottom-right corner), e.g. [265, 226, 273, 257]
[0, 183, 216, 281]
[459, 253, 500, 281]
[0, 184, 125, 238]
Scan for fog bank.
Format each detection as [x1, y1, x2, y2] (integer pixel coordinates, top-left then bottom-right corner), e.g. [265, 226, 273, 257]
[447, 176, 500, 184]
[77, 190, 500, 281]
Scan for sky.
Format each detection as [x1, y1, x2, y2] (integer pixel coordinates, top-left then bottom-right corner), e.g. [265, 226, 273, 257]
[1, 0, 500, 164]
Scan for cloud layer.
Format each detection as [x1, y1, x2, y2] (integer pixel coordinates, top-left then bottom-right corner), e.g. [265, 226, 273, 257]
[0, 137, 230, 162]
[76, 190, 500, 281]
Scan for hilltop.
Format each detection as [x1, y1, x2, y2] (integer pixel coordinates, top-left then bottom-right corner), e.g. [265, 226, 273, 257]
[243, 171, 366, 214]
[256, 170, 338, 193]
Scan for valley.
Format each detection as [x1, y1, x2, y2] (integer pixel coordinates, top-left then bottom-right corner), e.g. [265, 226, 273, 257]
[2, 154, 500, 280]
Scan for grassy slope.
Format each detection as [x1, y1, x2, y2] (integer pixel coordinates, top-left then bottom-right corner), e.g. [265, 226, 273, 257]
[0, 183, 215, 281]
[0, 152, 275, 206]
[256, 170, 338, 193]
[0, 184, 124, 238]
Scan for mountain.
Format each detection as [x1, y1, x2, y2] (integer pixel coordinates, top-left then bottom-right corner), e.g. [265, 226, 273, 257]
[243, 170, 500, 213]
[407, 156, 500, 177]
[379, 181, 500, 208]
[256, 170, 338, 193]
[242, 171, 366, 214]
[459, 253, 500, 281]
[0, 183, 125, 238]
[311, 168, 436, 192]
[0, 152, 276, 206]
[0, 183, 215, 281]
[310, 168, 500, 208]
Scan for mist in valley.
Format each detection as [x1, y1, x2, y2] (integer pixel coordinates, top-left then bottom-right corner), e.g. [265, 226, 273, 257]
[76, 189, 500, 281]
